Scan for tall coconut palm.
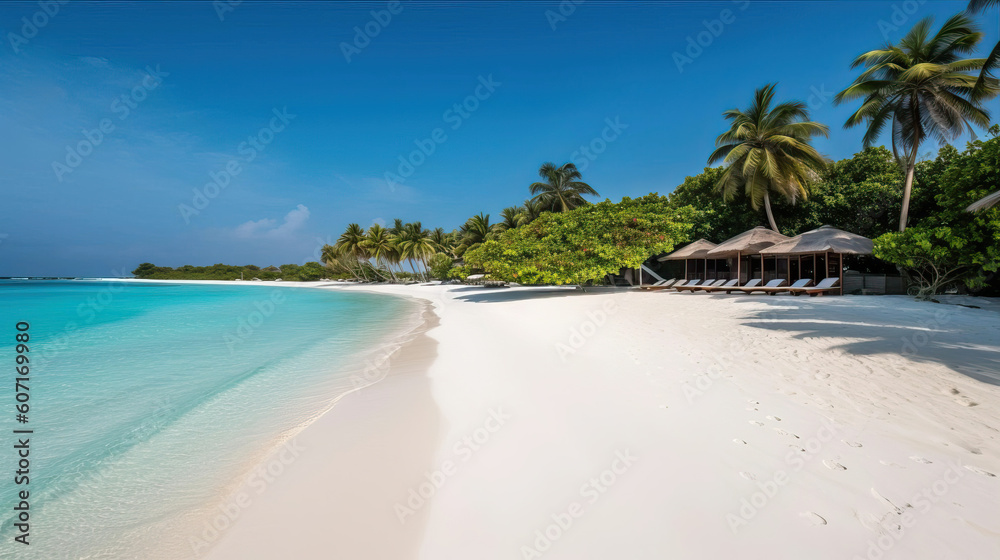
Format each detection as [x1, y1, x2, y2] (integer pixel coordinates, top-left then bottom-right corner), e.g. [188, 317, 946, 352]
[334, 223, 371, 281]
[529, 162, 599, 212]
[968, 0, 1000, 101]
[708, 83, 830, 233]
[835, 13, 996, 231]
[362, 224, 398, 282]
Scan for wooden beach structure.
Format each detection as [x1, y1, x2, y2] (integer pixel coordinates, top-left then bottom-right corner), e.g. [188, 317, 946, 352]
[758, 225, 874, 295]
[657, 239, 721, 282]
[705, 227, 790, 285]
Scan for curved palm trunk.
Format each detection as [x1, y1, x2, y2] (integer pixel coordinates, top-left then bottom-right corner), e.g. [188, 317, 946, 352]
[763, 190, 780, 233]
[899, 141, 920, 232]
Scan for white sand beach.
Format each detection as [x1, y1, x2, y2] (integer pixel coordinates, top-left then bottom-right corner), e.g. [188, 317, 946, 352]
[204, 284, 1000, 560]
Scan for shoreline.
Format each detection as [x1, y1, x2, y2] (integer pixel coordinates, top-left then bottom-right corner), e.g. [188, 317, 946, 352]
[202, 290, 442, 560]
[32, 280, 999, 558]
[203, 283, 999, 559]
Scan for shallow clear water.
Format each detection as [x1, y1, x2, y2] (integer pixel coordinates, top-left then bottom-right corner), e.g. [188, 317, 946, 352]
[0, 280, 419, 559]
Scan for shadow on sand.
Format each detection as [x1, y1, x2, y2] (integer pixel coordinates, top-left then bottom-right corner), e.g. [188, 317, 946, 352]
[709, 294, 1000, 387]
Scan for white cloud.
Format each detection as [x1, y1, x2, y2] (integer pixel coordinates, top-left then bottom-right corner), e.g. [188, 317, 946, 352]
[234, 204, 310, 239]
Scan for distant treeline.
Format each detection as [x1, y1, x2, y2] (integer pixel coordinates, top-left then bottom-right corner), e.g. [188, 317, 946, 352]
[131, 262, 333, 281]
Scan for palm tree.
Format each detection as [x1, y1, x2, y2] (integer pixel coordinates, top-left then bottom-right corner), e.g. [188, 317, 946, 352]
[529, 162, 599, 212]
[968, 1, 1000, 101]
[334, 223, 371, 281]
[455, 213, 498, 257]
[497, 206, 525, 232]
[708, 83, 830, 233]
[397, 222, 437, 280]
[362, 224, 398, 282]
[520, 198, 546, 224]
[835, 14, 996, 231]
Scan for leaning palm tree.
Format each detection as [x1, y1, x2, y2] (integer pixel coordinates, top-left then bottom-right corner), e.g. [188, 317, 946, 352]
[362, 224, 398, 282]
[529, 162, 599, 212]
[968, 0, 1000, 101]
[397, 223, 437, 280]
[835, 13, 996, 231]
[967, 190, 1000, 212]
[708, 83, 830, 233]
[334, 223, 371, 281]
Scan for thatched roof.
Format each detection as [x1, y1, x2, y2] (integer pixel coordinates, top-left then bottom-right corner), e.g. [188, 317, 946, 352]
[707, 227, 789, 257]
[759, 225, 873, 255]
[658, 239, 718, 261]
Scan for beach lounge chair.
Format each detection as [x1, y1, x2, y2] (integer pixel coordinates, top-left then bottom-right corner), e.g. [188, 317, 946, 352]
[764, 278, 812, 295]
[735, 278, 786, 294]
[700, 279, 740, 293]
[790, 277, 841, 297]
[684, 279, 727, 292]
[674, 280, 710, 292]
[672, 279, 702, 292]
[722, 278, 761, 294]
[640, 278, 678, 291]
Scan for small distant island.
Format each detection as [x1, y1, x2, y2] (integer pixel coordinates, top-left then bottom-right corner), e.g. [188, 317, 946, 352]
[131, 262, 330, 282]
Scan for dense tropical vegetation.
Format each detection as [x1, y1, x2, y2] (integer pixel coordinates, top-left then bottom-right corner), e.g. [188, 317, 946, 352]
[137, 4, 1000, 298]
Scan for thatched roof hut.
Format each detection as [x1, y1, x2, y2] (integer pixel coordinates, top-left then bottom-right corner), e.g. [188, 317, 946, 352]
[658, 239, 718, 261]
[707, 227, 789, 258]
[759, 225, 873, 256]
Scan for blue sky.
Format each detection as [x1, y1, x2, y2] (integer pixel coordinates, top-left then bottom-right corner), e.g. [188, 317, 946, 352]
[0, 0, 996, 276]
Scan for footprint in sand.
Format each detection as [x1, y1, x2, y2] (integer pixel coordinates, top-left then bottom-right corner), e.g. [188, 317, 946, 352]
[871, 489, 903, 514]
[964, 466, 997, 478]
[823, 460, 847, 471]
[766, 415, 782, 422]
[733, 439, 747, 445]
[843, 440, 863, 448]
[800, 512, 827, 526]
[879, 460, 905, 469]
[749, 420, 764, 427]
[746, 406, 759, 412]
[747, 400, 759, 405]
[774, 428, 800, 439]
[909, 456, 933, 464]
[739, 472, 757, 480]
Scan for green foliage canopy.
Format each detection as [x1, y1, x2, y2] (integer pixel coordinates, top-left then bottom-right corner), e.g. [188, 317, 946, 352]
[464, 194, 695, 285]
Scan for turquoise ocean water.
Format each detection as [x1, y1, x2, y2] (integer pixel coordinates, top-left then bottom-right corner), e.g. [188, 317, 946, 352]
[0, 280, 421, 559]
